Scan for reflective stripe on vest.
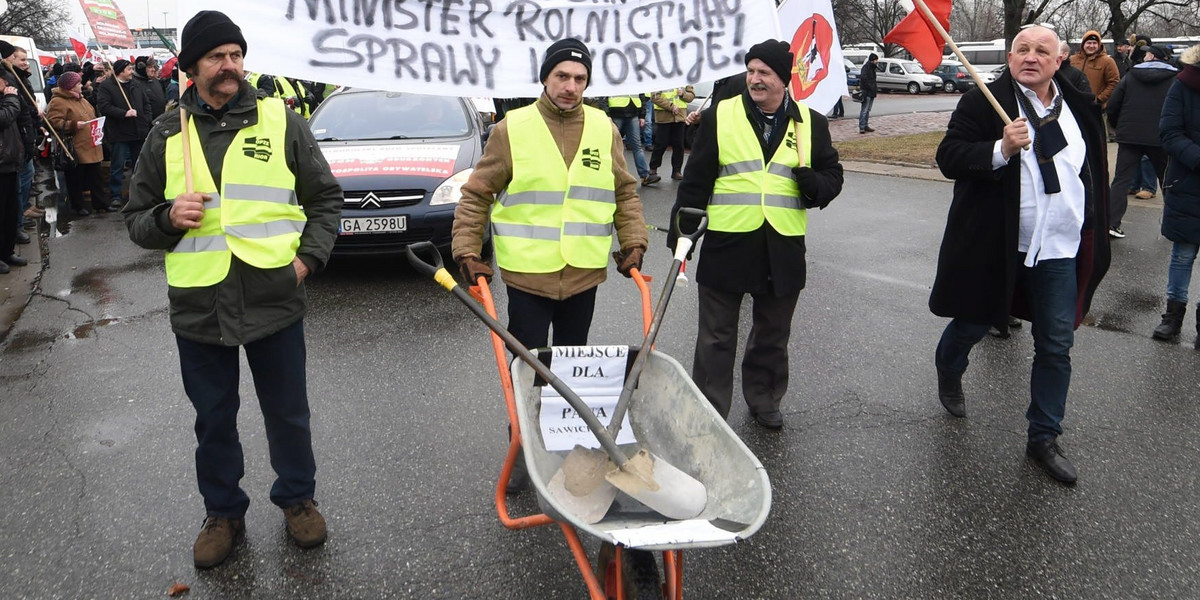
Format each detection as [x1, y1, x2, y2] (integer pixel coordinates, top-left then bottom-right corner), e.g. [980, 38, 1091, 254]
[608, 96, 643, 109]
[163, 97, 306, 288]
[709, 95, 812, 236]
[654, 89, 687, 111]
[492, 104, 616, 273]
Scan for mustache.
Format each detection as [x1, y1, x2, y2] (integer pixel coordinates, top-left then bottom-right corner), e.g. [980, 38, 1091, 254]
[749, 83, 769, 91]
[211, 71, 241, 85]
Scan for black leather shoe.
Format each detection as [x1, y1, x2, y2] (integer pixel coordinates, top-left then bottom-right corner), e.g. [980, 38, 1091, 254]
[0, 261, 9, 274]
[4, 254, 28, 267]
[937, 371, 966, 417]
[1026, 438, 1078, 485]
[752, 410, 784, 430]
[505, 450, 531, 495]
[15, 230, 30, 244]
[76, 208, 90, 216]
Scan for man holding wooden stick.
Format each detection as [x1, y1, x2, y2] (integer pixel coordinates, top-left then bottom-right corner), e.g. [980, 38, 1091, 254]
[930, 25, 1110, 485]
[123, 10, 343, 569]
[96, 58, 152, 211]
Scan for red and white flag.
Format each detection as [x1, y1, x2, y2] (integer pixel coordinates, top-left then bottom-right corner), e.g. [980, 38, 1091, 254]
[777, 0, 849, 113]
[68, 25, 90, 60]
[883, 0, 952, 73]
[77, 0, 135, 49]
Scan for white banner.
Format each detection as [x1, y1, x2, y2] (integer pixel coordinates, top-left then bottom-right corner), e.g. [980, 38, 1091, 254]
[777, 0, 848, 114]
[179, 0, 783, 97]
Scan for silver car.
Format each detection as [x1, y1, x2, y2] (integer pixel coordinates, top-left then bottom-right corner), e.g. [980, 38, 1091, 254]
[874, 58, 943, 94]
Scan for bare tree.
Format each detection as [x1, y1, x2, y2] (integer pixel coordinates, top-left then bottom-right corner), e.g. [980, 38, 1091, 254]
[1098, 0, 1199, 45]
[951, 0, 1005, 41]
[0, 0, 69, 47]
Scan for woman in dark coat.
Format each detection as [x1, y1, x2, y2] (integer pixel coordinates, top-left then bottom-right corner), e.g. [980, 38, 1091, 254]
[1153, 44, 1200, 346]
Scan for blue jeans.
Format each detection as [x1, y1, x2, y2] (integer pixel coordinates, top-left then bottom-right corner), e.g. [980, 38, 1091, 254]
[1167, 242, 1199, 303]
[175, 320, 317, 517]
[108, 140, 143, 206]
[643, 104, 653, 148]
[16, 159, 33, 228]
[936, 256, 1077, 441]
[613, 115, 649, 178]
[1130, 155, 1157, 193]
[858, 96, 874, 131]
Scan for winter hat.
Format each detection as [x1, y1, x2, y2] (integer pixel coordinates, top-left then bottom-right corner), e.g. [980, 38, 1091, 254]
[744, 39, 795, 86]
[58, 71, 81, 90]
[112, 59, 131, 76]
[0, 40, 14, 59]
[178, 10, 247, 72]
[539, 38, 592, 85]
[1082, 31, 1101, 44]
[1129, 34, 1152, 48]
[134, 55, 152, 77]
[868, 53, 879, 62]
[1143, 45, 1171, 61]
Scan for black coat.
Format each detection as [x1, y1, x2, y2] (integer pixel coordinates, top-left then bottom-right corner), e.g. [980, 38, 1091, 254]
[670, 92, 844, 296]
[96, 76, 153, 142]
[859, 61, 878, 97]
[133, 72, 166, 118]
[929, 71, 1110, 329]
[1159, 68, 1200, 244]
[1107, 62, 1178, 147]
[0, 93, 25, 172]
[1056, 64, 1092, 96]
[1, 68, 36, 158]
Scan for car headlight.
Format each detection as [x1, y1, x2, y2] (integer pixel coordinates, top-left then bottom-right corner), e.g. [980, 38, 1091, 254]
[430, 168, 473, 206]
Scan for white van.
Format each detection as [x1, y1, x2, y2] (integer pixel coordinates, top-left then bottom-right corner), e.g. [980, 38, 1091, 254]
[0, 34, 47, 112]
[873, 58, 943, 94]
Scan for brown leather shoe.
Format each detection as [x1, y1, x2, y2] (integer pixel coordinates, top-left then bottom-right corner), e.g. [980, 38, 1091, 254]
[283, 499, 327, 548]
[193, 516, 245, 569]
[671, 171, 683, 180]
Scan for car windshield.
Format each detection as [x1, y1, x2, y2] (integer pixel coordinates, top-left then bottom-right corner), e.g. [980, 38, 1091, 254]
[309, 91, 470, 141]
[902, 63, 926, 74]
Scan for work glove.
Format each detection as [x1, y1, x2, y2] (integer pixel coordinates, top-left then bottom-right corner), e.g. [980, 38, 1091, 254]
[457, 255, 494, 285]
[791, 166, 826, 209]
[612, 246, 645, 278]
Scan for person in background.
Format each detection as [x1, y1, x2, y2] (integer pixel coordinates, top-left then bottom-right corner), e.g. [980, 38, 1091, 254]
[0, 42, 27, 275]
[2, 44, 40, 245]
[649, 84, 695, 180]
[1150, 44, 1200, 347]
[1056, 41, 1091, 94]
[608, 94, 658, 185]
[1106, 45, 1177, 239]
[45, 71, 107, 216]
[1114, 39, 1133, 77]
[124, 10, 343, 568]
[858, 53, 878, 133]
[931, 26, 1110, 486]
[97, 58, 153, 210]
[133, 55, 165, 118]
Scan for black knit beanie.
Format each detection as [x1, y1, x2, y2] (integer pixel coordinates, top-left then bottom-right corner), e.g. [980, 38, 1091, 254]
[178, 10, 247, 71]
[0, 41, 14, 60]
[112, 59, 131, 77]
[745, 40, 795, 86]
[540, 38, 592, 85]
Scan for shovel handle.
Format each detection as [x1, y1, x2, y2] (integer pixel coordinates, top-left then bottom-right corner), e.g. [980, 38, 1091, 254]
[405, 242, 632, 467]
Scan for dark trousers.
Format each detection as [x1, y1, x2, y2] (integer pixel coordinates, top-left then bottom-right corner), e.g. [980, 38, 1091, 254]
[175, 320, 316, 518]
[650, 121, 686, 175]
[1109, 144, 1167, 229]
[0, 172, 18, 258]
[108, 140, 143, 205]
[935, 257, 1077, 442]
[693, 284, 801, 419]
[505, 285, 597, 350]
[64, 162, 107, 211]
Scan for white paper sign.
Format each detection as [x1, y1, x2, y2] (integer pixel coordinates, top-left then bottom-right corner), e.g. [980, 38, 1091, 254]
[539, 346, 637, 452]
[180, 0, 784, 97]
[608, 519, 740, 547]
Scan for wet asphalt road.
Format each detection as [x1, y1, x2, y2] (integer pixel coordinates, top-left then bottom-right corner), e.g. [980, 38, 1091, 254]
[1, 168, 1199, 600]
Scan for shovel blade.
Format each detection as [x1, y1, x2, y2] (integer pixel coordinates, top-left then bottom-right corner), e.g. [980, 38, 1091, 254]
[547, 467, 618, 524]
[605, 449, 707, 520]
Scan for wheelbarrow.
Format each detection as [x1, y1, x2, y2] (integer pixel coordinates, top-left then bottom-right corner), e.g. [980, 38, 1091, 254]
[405, 216, 771, 598]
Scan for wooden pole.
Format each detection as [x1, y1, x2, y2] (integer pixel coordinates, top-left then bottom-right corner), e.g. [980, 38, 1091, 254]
[3, 62, 73, 161]
[177, 67, 193, 193]
[910, 0, 1011, 125]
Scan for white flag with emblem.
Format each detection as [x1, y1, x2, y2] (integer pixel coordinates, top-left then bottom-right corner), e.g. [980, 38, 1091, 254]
[777, 0, 849, 114]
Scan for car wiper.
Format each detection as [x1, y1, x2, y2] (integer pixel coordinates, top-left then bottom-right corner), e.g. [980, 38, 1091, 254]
[315, 136, 340, 142]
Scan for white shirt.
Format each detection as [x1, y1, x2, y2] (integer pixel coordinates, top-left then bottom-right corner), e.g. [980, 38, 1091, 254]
[990, 81, 1087, 267]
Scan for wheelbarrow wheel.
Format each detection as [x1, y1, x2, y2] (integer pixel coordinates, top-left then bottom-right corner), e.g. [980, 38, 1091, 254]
[597, 542, 662, 599]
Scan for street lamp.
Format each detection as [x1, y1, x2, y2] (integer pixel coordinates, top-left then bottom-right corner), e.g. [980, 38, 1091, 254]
[162, 11, 168, 28]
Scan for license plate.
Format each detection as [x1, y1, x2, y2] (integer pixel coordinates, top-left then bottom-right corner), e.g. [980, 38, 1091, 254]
[340, 215, 407, 235]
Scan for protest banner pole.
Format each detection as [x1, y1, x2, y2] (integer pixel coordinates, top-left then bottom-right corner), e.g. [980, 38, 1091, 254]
[178, 66, 193, 193]
[910, 0, 1010, 125]
[3, 61, 74, 161]
[82, 19, 134, 112]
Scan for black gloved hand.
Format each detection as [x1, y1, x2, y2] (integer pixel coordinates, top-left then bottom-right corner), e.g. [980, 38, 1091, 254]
[612, 246, 645, 278]
[456, 255, 494, 285]
[792, 166, 823, 209]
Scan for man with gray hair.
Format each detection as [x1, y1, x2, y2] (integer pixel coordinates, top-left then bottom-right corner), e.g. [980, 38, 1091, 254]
[930, 26, 1110, 485]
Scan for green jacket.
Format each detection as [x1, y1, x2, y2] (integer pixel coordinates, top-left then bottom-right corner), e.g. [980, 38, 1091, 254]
[123, 80, 343, 346]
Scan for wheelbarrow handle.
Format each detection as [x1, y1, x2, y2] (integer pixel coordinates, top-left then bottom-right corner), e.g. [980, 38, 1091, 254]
[675, 207, 708, 243]
[407, 241, 632, 467]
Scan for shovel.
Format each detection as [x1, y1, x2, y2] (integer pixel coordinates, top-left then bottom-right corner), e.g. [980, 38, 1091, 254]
[405, 242, 708, 521]
[548, 208, 709, 519]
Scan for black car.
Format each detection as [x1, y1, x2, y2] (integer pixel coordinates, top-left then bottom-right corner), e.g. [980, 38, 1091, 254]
[309, 89, 488, 256]
[933, 63, 976, 93]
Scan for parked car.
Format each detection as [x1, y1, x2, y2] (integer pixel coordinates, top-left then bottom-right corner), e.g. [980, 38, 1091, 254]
[308, 88, 488, 257]
[874, 58, 942, 94]
[933, 62, 976, 93]
[845, 58, 861, 88]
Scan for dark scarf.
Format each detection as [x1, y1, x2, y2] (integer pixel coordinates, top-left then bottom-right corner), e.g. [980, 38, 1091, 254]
[750, 92, 789, 147]
[1178, 64, 1200, 92]
[1012, 78, 1068, 194]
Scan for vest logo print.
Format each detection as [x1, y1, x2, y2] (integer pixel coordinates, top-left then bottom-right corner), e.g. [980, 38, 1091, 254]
[243, 136, 273, 162]
[785, 131, 797, 150]
[581, 148, 601, 171]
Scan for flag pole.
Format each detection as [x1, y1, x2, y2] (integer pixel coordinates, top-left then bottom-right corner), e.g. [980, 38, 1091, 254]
[909, 0, 1012, 126]
[82, 20, 134, 111]
[177, 66, 193, 193]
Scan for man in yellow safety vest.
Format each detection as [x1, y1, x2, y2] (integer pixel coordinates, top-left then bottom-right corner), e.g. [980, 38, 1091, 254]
[451, 37, 648, 491]
[670, 39, 843, 429]
[123, 10, 343, 569]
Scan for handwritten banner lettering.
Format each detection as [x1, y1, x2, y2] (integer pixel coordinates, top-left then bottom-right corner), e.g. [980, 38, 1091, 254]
[181, 1, 782, 97]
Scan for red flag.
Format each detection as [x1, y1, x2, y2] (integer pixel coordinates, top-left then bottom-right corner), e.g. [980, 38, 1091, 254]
[77, 0, 136, 49]
[882, 0, 952, 73]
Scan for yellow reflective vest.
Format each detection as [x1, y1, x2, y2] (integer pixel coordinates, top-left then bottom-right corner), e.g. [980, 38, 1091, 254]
[247, 73, 308, 118]
[709, 95, 812, 236]
[608, 96, 643, 109]
[654, 89, 688, 111]
[163, 97, 307, 288]
[491, 104, 616, 272]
